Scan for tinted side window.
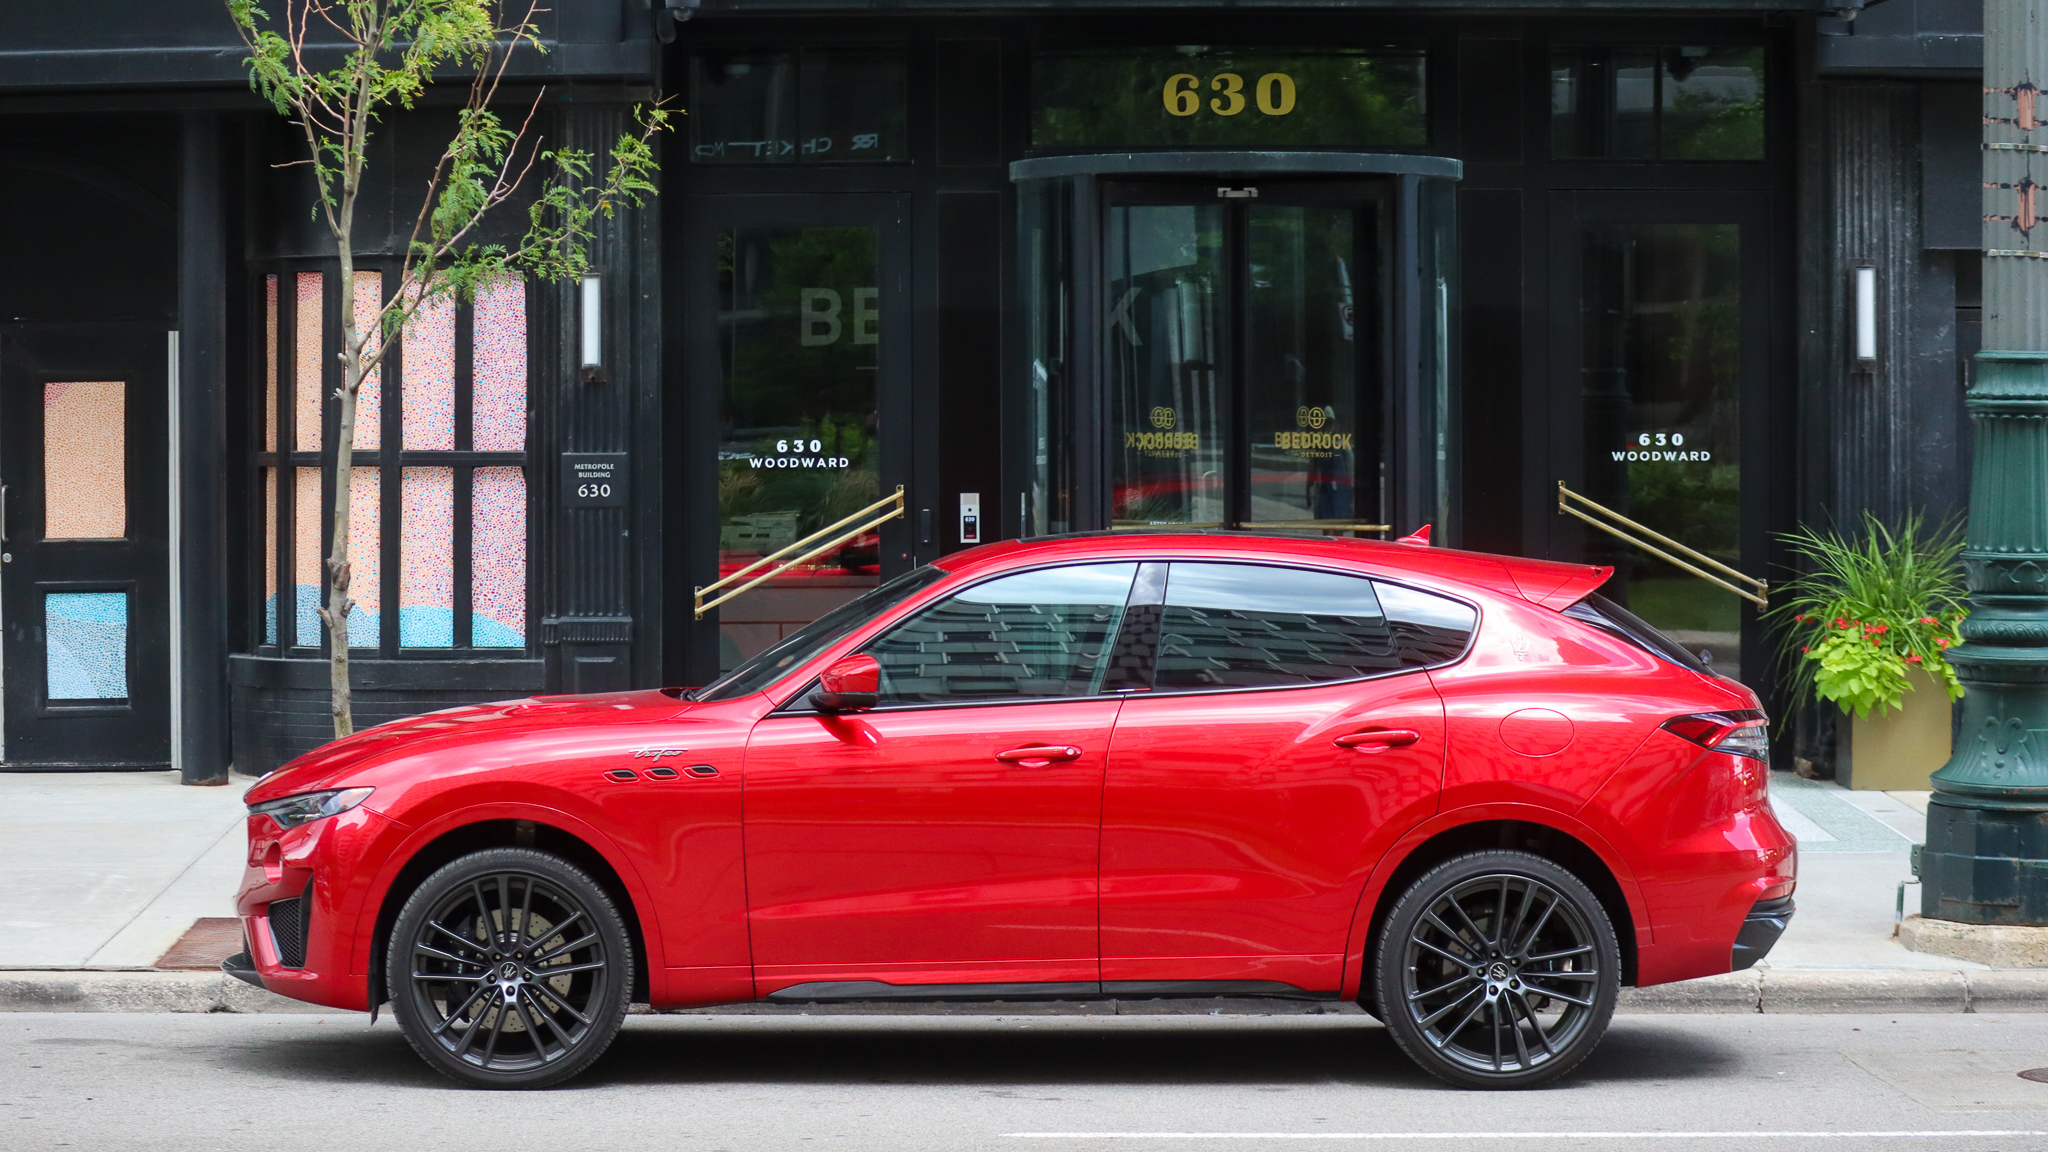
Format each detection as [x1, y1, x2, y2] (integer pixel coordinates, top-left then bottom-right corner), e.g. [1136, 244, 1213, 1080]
[1374, 581, 1479, 666]
[865, 563, 1138, 704]
[1152, 563, 1472, 690]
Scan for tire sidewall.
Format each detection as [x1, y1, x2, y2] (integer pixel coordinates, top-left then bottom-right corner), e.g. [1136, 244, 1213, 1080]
[387, 847, 634, 1089]
[1374, 849, 1620, 1090]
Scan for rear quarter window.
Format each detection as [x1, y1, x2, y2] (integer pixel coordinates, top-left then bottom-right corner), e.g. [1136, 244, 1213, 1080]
[1152, 562, 1476, 690]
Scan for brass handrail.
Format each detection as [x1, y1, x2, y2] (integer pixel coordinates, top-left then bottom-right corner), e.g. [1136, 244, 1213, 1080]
[1236, 520, 1392, 533]
[694, 485, 906, 619]
[1556, 481, 1766, 608]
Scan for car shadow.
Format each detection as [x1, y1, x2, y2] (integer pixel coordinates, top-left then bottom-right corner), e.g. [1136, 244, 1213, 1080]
[208, 1012, 1743, 1092]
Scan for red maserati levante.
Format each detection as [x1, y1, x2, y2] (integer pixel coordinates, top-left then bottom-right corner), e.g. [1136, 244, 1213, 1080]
[227, 532, 1795, 1090]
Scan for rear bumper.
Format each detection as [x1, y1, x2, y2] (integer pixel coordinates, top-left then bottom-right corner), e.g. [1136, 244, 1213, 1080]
[1730, 895, 1795, 971]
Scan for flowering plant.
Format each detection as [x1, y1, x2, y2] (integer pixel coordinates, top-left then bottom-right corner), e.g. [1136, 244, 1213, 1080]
[1770, 513, 1967, 719]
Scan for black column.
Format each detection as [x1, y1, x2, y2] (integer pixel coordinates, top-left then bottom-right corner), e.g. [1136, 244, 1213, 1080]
[540, 104, 652, 693]
[177, 111, 230, 784]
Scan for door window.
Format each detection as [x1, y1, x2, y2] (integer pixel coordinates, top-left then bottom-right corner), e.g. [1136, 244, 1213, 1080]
[1102, 186, 1388, 534]
[46, 591, 128, 701]
[717, 224, 885, 670]
[864, 563, 1138, 704]
[1107, 204, 1228, 527]
[43, 382, 126, 540]
[1244, 205, 1371, 528]
[1153, 562, 1473, 689]
[1578, 222, 1743, 667]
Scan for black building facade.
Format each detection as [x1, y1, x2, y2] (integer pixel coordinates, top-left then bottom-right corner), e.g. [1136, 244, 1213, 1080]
[0, 0, 1981, 778]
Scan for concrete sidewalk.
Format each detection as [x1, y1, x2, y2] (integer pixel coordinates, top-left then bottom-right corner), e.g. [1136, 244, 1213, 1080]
[0, 768, 2041, 1013]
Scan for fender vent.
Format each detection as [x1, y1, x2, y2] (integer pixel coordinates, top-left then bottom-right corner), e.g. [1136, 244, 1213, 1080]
[268, 890, 309, 969]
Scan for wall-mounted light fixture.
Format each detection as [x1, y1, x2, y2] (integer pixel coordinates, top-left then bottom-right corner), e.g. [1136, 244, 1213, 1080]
[1852, 263, 1879, 370]
[580, 273, 605, 384]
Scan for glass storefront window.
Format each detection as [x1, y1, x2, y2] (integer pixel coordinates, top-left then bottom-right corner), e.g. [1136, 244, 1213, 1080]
[1032, 48, 1426, 150]
[692, 48, 908, 164]
[252, 269, 530, 654]
[1579, 222, 1742, 668]
[1106, 202, 1228, 527]
[717, 225, 884, 670]
[1552, 45, 1763, 161]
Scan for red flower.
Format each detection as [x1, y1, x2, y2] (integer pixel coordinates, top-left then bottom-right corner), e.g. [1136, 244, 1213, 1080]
[1801, 646, 1810, 653]
[1920, 617, 1937, 625]
[1874, 624, 1888, 634]
[1937, 638, 1950, 648]
[1907, 654, 1923, 663]
[1836, 617, 1850, 628]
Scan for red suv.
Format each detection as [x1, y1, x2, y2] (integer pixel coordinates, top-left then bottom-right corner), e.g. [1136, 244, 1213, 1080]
[228, 533, 1795, 1090]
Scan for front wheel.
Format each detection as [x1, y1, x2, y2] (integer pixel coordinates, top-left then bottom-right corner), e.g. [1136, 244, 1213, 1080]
[1374, 850, 1619, 1089]
[388, 848, 632, 1089]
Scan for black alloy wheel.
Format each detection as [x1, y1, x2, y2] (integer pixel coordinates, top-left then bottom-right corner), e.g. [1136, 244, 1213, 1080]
[1375, 850, 1619, 1089]
[388, 848, 632, 1088]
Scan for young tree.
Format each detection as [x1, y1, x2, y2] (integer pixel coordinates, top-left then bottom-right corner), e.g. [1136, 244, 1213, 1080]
[229, 0, 667, 738]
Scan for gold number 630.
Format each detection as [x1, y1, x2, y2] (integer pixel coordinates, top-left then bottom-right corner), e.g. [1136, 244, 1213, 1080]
[1162, 72, 1296, 117]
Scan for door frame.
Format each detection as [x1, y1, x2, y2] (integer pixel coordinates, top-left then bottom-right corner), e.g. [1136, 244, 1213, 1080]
[670, 192, 917, 687]
[1010, 152, 1463, 540]
[0, 321, 173, 769]
[1536, 189, 1788, 690]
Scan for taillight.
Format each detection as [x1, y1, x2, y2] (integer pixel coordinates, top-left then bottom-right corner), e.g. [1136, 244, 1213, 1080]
[1662, 711, 1769, 760]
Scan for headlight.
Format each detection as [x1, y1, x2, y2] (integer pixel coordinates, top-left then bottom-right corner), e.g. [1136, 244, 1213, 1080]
[249, 787, 374, 829]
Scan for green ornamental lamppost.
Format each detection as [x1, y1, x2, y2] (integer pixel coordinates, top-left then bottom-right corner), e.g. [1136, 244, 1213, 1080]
[1920, 0, 2048, 925]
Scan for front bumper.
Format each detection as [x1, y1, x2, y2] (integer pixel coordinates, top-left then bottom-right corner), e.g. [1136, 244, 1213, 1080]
[1730, 894, 1795, 971]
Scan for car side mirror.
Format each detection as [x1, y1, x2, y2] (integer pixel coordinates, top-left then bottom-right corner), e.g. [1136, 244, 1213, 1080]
[810, 654, 881, 713]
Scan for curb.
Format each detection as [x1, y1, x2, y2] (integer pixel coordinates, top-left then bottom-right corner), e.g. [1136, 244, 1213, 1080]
[0, 971, 329, 1014]
[1616, 967, 2048, 1014]
[2, 969, 2045, 1014]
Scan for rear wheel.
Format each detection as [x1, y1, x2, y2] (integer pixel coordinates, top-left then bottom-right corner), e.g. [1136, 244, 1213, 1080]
[1374, 850, 1619, 1089]
[388, 848, 632, 1089]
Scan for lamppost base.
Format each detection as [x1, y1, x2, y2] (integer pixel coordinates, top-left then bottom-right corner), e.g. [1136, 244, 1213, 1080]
[1920, 800, 2048, 924]
[1898, 914, 2048, 966]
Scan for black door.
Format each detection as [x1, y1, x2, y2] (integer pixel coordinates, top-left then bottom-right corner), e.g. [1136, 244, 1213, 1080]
[1099, 179, 1393, 534]
[0, 325, 170, 766]
[1542, 190, 1780, 685]
[672, 194, 914, 685]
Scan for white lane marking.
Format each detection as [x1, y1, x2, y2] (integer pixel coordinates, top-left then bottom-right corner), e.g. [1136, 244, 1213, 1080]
[1004, 1132, 2048, 1141]
[1003, 1123, 2048, 1131]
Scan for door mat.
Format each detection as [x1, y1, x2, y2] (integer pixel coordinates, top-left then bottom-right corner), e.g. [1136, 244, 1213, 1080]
[154, 917, 245, 970]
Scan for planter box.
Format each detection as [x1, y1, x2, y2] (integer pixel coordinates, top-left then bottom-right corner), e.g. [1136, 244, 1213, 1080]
[1840, 669, 1954, 791]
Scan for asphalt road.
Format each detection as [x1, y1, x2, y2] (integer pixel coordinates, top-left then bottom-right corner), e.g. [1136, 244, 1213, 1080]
[4, 1010, 2047, 1152]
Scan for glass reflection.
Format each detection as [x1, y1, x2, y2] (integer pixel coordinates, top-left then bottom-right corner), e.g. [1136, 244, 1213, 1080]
[1579, 222, 1742, 670]
[1107, 203, 1227, 527]
[1244, 204, 1368, 528]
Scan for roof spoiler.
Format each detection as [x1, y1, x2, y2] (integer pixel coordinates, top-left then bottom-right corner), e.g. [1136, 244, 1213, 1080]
[1499, 557, 1615, 611]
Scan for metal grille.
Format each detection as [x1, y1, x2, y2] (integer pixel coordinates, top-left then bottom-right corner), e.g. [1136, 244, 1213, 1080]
[267, 892, 308, 969]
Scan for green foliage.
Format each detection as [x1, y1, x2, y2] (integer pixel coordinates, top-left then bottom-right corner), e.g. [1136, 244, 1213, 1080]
[227, 0, 671, 736]
[227, 0, 672, 342]
[1768, 513, 1968, 719]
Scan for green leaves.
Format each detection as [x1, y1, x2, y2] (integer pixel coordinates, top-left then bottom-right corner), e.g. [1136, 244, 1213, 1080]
[1768, 512, 1968, 717]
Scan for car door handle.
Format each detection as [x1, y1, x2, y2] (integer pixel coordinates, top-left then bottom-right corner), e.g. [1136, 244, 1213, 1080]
[1335, 729, 1421, 750]
[995, 745, 1083, 766]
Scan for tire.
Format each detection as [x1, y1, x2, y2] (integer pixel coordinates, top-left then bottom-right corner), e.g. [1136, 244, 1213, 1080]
[387, 848, 633, 1089]
[1374, 850, 1619, 1089]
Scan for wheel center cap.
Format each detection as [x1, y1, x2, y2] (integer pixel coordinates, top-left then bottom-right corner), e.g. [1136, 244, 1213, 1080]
[1488, 961, 1510, 982]
[499, 962, 520, 981]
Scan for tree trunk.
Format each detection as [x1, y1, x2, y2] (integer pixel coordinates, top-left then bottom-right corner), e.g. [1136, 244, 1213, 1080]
[320, 251, 361, 739]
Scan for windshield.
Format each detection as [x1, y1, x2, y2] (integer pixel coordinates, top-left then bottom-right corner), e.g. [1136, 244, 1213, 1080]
[692, 565, 950, 702]
[1562, 592, 1712, 675]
